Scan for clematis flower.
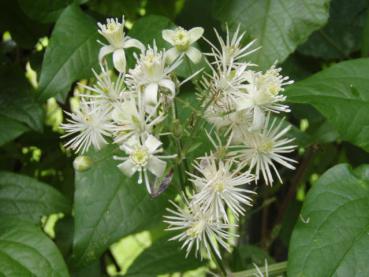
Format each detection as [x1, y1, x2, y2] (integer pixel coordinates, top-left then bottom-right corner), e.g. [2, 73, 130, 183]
[190, 157, 255, 222]
[162, 26, 204, 63]
[111, 98, 165, 144]
[98, 17, 145, 73]
[164, 200, 235, 259]
[229, 114, 297, 185]
[113, 135, 176, 193]
[79, 63, 126, 111]
[234, 65, 293, 129]
[128, 44, 181, 110]
[61, 99, 114, 154]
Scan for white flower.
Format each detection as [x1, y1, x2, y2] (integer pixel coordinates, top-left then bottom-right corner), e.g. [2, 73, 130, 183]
[128, 44, 181, 109]
[79, 63, 126, 111]
[61, 100, 114, 154]
[111, 98, 165, 144]
[113, 135, 175, 193]
[164, 200, 235, 258]
[190, 157, 255, 222]
[235, 65, 293, 128]
[98, 17, 145, 73]
[207, 25, 257, 70]
[162, 26, 204, 63]
[230, 115, 297, 185]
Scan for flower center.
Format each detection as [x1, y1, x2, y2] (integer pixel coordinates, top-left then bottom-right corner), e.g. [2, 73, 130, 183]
[174, 29, 190, 51]
[106, 22, 119, 33]
[214, 182, 225, 192]
[258, 139, 274, 154]
[186, 220, 205, 238]
[130, 147, 149, 166]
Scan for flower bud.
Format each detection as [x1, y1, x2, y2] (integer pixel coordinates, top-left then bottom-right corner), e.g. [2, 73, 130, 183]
[73, 155, 93, 172]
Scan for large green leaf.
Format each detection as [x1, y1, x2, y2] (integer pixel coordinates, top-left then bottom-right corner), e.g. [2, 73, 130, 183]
[18, 0, 70, 23]
[288, 164, 369, 276]
[126, 235, 204, 276]
[0, 66, 44, 132]
[285, 58, 369, 152]
[0, 219, 69, 277]
[212, 0, 330, 69]
[72, 145, 171, 267]
[299, 0, 369, 60]
[0, 116, 29, 146]
[0, 171, 71, 223]
[38, 5, 100, 101]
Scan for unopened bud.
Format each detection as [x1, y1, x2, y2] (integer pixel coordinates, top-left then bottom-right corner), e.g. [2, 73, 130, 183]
[73, 155, 93, 172]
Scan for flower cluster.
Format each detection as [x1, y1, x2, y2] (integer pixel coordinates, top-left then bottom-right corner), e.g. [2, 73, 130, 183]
[164, 27, 296, 258]
[62, 17, 203, 193]
[60, 16, 296, 261]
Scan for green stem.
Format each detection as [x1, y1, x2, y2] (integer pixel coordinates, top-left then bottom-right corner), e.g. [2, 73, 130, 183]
[208, 239, 228, 277]
[232, 261, 287, 277]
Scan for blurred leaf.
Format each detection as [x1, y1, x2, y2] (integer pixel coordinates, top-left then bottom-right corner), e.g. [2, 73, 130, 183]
[0, 171, 71, 223]
[0, 1, 48, 48]
[230, 245, 272, 272]
[285, 58, 369, 152]
[0, 116, 29, 146]
[146, 0, 177, 19]
[125, 235, 204, 276]
[18, 0, 71, 23]
[129, 15, 175, 50]
[87, 0, 141, 19]
[0, 218, 69, 277]
[55, 215, 74, 258]
[299, 0, 369, 60]
[72, 144, 171, 268]
[213, 0, 330, 69]
[362, 8, 369, 56]
[0, 66, 44, 132]
[288, 164, 369, 276]
[39, 5, 100, 102]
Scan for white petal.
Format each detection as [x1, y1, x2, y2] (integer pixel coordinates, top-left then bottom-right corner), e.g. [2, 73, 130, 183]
[98, 45, 115, 62]
[124, 37, 145, 52]
[250, 106, 265, 131]
[186, 47, 202, 64]
[188, 27, 204, 44]
[147, 156, 166, 177]
[144, 83, 159, 106]
[165, 47, 180, 64]
[117, 160, 137, 177]
[144, 135, 162, 152]
[162, 29, 176, 45]
[113, 49, 126, 73]
[159, 79, 175, 96]
[235, 97, 253, 111]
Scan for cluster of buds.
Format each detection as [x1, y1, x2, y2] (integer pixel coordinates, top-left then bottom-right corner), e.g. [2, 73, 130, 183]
[60, 17, 296, 260]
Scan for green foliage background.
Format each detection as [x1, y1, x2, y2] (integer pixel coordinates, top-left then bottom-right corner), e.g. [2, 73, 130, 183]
[1, 0, 369, 276]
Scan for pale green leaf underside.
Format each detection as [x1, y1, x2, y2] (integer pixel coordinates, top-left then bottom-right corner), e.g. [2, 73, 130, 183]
[213, 0, 330, 69]
[0, 219, 69, 277]
[285, 58, 369, 152]
[288, 164, 369, 277]
[0, 171, 71, 223]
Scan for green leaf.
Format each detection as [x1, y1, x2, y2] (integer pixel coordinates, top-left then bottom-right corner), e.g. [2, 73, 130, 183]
[18, 0, 70, 23]
[0, 66, 44, 132]
[0, 219, 69, 277]
[0, 116, 29, 146]
[0, 171, 71, 223]
[126, 235, 204, 276]
[72, 145, 171, 267]
[285, 58, 369, 152]
[288, 164, 369, 276]
[39, 5, 100, 102]
[129, 15, 175, 50]
[213, 0, 330, 69]
[87, 0, 141, 19]
[299, 0, 369, 60]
